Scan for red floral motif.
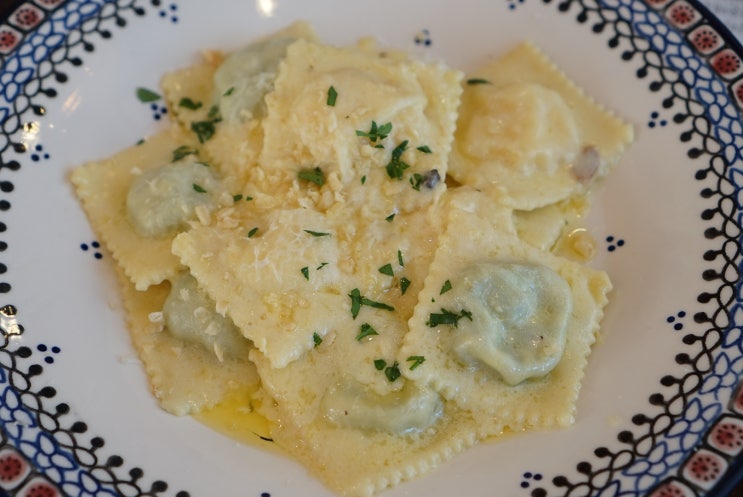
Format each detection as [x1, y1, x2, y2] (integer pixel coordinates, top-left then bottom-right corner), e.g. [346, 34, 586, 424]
[711, 49, 743, 79]
[688, 26, 722, 55]
[0, 28, 21, 53]
[681, 449, 727, 490]
[0, 448, 29, 488]
[9, 5, 44, 30]
[666, 1, 699, 29]
[17, 478, 60, 497]
[647, 478, 695, 497]
[708, 416, 743, 456]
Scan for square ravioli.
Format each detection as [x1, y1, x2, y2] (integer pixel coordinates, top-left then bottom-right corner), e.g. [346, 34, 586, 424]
[70, 128, 193, 290]
[399, 188, 612, 438]
[448, 41, 634, 210]
[259, 38, 463, 216]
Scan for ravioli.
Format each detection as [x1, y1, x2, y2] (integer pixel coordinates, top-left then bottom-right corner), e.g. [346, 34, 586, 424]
[399, 190, 611, 438]
[70, 128, 195, 290]
[449, 41, 633, 210]
[259, 38, 463, 217]
[68, 22, 632, 497]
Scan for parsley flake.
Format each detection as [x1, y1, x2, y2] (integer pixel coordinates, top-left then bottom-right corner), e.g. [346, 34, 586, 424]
[348, 288, 395, 319]
[385, 140, 410, 180]
[136, 87, 161, 103]
[378, 263, 394, 276]
[192, 183, 207, 193]
[298, 167, 325, 186]
[313, 332, 323, 347]
[304, 230, 331, 237]
[301, 266, 309, 280]
[232, 194, 243, 202]
[247, 227, 259, 238]
[191, 120, 218, 143]
[172, 145, 198, 162]
[397, 250, 404, 267]
[440, 280, 452, 294]
[385, 213, 396, 222]
[467, 78, 492, 85]
[327, 86, 338, 106]
[400, 277, 411, 295]
[356, 323, 379, 341]
[356, 121, 392, 144]
[426, 308, 473, 328]
[374, 359, 387, 371]
[384, 361, 401, 382]
[417, 145, 433, 153]
[178, 97, 203, 110]
[406, 355, 425, 370]
[223, 86, 235, 97]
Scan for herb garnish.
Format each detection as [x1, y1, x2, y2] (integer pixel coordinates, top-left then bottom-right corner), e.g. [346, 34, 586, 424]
[385, 140, 410, 179]
[400, 277, 411, 295]
[301, 266, 310, 280]
[192, 184, 207, 193]
[247, 227, 259, 238]
[406, 355, 425, 370]
[397, 250, 404, 267]
[223, 86, 235, 97]
[427, 308, 473, 328]
[298, 167, 325, 186]
[356, 121, 392, 144]
[232, 194, 243, 202]
[178, 97, 203, 110]
[327, 86, 338, 106]
[466, 78, 492, 85]
[348, 288, 395, 319]
[136, 87, 161, 102]
[372, 359, 401, 381]
[385, 213, 396, 222]
[356, 323, 379, 341]
[191, 120, 218, 143]
[417, 145, 433, 153]
[313, 332, 323, 347]
[378, 263, 394, 276]
[172, 145, 198, 161]
[440, 280, 452, 294]
[304, 230, 330, 237]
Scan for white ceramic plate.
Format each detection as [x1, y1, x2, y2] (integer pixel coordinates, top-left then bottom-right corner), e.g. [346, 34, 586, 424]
[1, 1, 742, 496]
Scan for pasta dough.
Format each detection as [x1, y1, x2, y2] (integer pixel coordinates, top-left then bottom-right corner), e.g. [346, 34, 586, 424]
[69, 23, 632, 497]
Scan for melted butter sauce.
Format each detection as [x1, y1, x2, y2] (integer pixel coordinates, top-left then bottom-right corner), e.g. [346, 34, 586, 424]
[194, 389, 282, 453]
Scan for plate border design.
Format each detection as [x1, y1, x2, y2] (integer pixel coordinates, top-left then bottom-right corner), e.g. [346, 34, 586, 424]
[0, 1, 742, 497]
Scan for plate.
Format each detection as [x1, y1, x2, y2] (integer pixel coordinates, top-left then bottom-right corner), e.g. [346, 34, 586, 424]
[1, 1, 743, 496]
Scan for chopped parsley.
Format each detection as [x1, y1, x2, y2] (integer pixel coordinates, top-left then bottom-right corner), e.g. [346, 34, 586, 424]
[400, 277, 411, 295]
[397, 250, 404, 267]
[232, 194, 243, 202]
[298, 167, 325, 186]
[411, 169, 441, 191]
[304, 229, 331, 237]
[384, 361, 401, 382]
[247, 227, 259, 238]
[440, 280, 452, 294]
[178, 97, 203, 110]
[192, 183, 207, 193]
[372, 359, 401, 381]
[361, 175, 367, 185]
[348, 288, 395, 319]
[466, 78, 492, 85]
[191, 119, 218, 143]
[356, 323, 378, 341]
[223, 86, 235, 97]
[301, 266, 309, 280]
[313, 332, 323, 347]
[426, 308, 473, 328]
[385, 213, 396, 222]
[378, 263, 394, 276]
[317, 262, 329, 270]
[417, 145, 433, 154]
[172, 145, 198, 161]
[136, 87, 161, 103]
[326, 86, 338, 106]
[385, 140, 410, 180]
[406, 355, 425, 370]
[356, 120, 392, 144]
